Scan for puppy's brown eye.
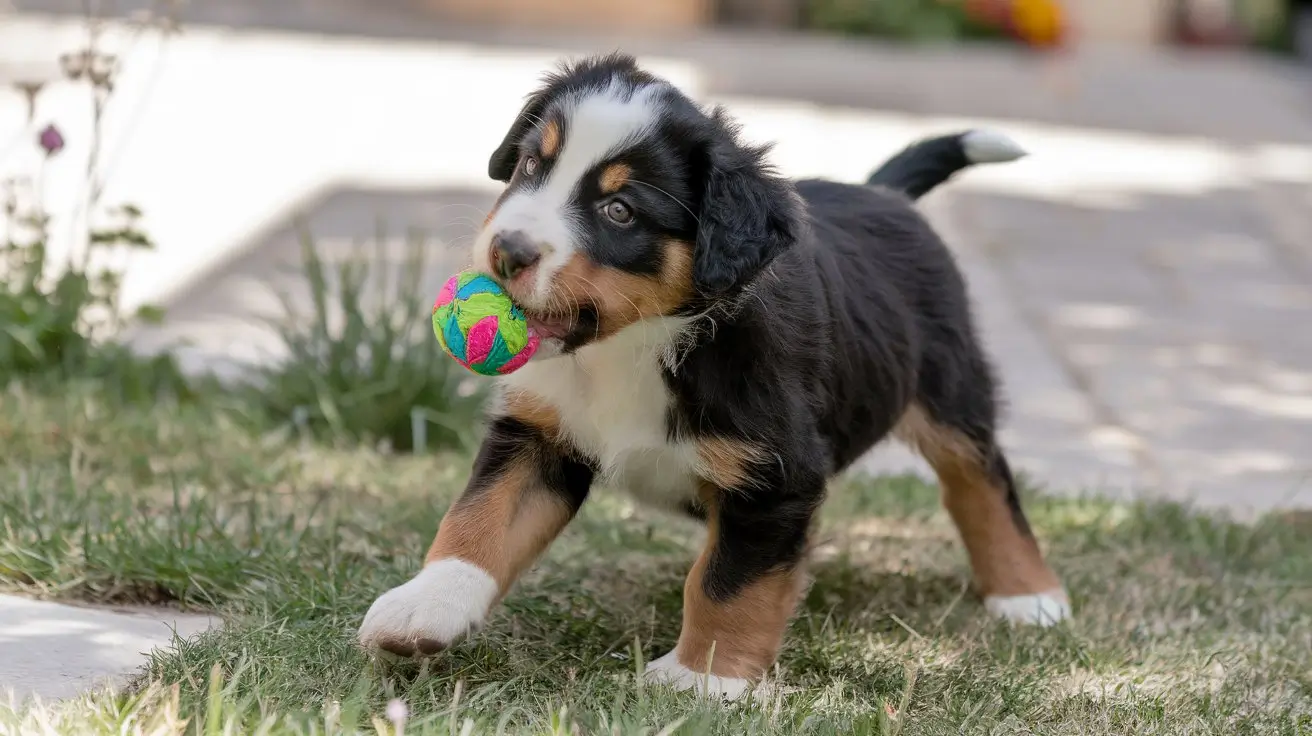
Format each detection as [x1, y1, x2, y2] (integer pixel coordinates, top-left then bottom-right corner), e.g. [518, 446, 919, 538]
[604, 199, 633, 225]
[522, 156, 538, 176]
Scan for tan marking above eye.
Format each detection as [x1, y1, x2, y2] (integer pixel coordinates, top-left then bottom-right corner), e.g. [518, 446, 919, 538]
[599, 163, 632, 195]
[540, 119, 561, 158]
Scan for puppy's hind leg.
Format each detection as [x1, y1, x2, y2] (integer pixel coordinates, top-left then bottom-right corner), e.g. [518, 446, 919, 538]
[896, 395, 1069, 627]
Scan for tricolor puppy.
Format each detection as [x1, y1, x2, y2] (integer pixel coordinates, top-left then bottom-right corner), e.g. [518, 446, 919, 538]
[358, 52, 1069, 699]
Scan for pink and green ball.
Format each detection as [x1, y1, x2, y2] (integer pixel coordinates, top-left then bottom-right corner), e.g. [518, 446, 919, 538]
[432, 271, 539, 376]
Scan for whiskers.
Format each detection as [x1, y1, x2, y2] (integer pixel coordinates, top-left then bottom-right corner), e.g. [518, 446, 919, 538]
[627, 179, 700, 226]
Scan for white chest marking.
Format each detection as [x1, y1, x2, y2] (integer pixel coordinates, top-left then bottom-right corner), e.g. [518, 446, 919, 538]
[499, 316, 700, 509]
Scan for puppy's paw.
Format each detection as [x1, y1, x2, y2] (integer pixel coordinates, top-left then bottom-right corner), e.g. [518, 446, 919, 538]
[985, 589, 1071, 627]
[643, 651, 752, 701]
[357, 559, 498, 656]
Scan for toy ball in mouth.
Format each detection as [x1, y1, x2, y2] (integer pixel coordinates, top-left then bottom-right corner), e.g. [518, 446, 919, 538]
[432, 271, 539, 376]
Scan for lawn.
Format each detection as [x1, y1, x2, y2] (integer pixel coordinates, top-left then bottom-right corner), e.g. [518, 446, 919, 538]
[1, 386, 1309, 735]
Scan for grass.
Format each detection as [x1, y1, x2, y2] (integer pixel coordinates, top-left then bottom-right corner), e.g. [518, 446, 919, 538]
[1, 387, 1310, 735]
[247, 225, 486, 455]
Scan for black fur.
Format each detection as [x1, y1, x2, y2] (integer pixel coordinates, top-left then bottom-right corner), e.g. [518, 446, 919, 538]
[482, 54, 1036, 609]
[488, 91, 549, 182]
[665, 179, 1022, 599]
[691, 110, 805, 297]
[864, 132, 973, 199]
[465, 416, 594, 517]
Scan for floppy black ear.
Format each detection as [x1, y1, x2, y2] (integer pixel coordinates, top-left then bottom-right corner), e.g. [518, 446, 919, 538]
[694, 135, 804, 296]
[488, 91, 549, 182]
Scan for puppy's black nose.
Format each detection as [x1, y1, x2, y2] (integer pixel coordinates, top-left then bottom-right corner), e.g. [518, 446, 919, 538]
[489, 231, 542, 281]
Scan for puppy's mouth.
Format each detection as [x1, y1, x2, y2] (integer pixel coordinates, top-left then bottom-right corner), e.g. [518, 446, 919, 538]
[519, 303, 600, 351]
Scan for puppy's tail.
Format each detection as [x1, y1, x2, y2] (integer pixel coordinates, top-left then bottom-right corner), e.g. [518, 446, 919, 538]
[865, 129, 1026, 200]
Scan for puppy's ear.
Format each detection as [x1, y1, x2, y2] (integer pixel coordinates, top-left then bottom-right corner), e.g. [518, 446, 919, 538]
[488, 91, 549, 182]
[694, 122, 803, 296]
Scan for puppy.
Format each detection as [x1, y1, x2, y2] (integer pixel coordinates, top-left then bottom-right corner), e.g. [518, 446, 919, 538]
[357, 52, 1069, 699]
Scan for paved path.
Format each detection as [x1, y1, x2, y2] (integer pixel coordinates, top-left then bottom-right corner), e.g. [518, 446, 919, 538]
[0, 594, 214, 703]
[2, 8, 1311, 704]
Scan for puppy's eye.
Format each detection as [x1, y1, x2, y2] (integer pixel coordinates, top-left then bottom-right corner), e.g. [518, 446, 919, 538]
[604, 199, 633, 225]
[522, 156, 539, 176]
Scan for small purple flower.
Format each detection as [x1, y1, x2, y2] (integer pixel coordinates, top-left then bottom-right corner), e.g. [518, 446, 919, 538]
[38, 124, 65, 157]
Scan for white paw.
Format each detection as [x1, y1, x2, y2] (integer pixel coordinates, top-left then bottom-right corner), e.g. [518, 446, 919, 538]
[643, 650, 752, 701]
[357, 559, 499, 656]
[985, 590, 1071, 627]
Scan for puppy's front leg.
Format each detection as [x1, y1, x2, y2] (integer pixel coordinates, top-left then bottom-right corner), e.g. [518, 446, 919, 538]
[646, 462, 823, 700]
[358, 416, 592, 656]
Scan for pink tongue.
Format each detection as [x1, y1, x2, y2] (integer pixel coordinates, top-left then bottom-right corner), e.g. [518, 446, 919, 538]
[528, 316, 572, 340]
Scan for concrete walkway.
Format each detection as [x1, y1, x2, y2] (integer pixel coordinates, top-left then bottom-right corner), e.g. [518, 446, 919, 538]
[2, 8, 1311, 706]
[0, 594, 214, 703]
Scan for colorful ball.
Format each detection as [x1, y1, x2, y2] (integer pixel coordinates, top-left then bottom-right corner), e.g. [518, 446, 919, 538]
[432, 271, 539, 376]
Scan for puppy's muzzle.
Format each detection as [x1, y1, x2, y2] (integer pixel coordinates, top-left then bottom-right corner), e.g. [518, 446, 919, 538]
[489, 230, 543, 282]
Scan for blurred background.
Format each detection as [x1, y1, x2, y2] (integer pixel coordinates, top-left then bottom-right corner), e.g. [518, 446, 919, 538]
[1, 0, 1309, 511]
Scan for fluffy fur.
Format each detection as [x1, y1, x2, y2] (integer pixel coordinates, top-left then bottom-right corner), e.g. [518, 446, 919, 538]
[357, 53, 1070, 698]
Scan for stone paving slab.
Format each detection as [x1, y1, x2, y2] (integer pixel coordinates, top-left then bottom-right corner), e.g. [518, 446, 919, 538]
[956, 188, 1312, 510]
[0, 594, 215, 704]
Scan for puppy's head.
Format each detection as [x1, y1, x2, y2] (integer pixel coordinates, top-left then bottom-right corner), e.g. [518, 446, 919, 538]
[474, 52, 803, 354]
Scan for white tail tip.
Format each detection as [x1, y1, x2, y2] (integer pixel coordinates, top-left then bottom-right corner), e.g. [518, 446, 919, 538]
[962, 129, 1028, 164]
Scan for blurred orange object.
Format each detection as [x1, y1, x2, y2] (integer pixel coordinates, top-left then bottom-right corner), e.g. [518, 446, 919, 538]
[961, 0, 1068, 47]
[1010, 0, 1066, 47]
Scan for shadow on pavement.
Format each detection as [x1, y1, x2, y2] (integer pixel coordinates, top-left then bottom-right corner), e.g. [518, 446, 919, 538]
[954, 186, 1312, 508]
